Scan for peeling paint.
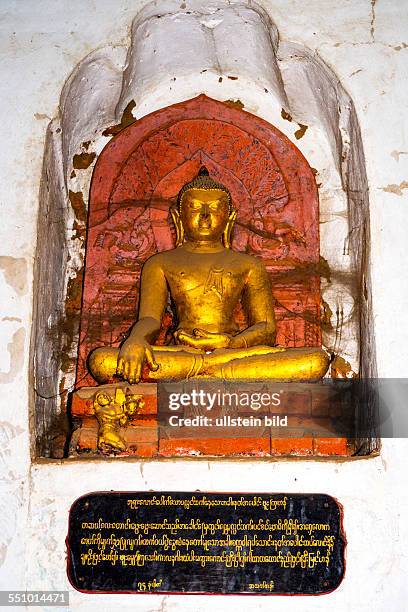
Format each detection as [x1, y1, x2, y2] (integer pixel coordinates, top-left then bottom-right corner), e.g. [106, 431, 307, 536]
[102, 99, 137, 136]
[0, 327, 25, 384]
[281, 108, 293, 122]
[72, 152, 96, 170]
[68, 190, 87, 223]
[223, 99, 244, 110]
[294, 124, 308, 139]
[390, 150, 408, 162]
[0, 257, 27, 296]
[394, 43, 408, 51]
[34, 112, 51, 120]
[381, 181, 408, 196]
[311, 167, 322, 188]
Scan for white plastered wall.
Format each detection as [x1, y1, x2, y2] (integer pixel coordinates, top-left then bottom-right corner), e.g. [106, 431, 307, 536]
[59, 1, 363, 383]
[0, 1, 407, 611]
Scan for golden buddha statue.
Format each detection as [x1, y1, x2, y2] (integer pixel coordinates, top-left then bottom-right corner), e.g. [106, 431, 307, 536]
[89, 167, 329, 383]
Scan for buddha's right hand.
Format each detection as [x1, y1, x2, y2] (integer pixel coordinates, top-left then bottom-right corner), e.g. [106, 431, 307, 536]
[116, 338, 159, 384]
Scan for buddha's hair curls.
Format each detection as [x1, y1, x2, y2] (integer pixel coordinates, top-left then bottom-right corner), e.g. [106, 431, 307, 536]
[177, 166, 232, 211]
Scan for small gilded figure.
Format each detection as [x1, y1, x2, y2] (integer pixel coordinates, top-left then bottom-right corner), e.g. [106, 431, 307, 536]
[93, 388, 144, 454]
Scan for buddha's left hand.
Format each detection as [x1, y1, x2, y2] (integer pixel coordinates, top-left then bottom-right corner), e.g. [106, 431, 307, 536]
[175, 328, 231, 351]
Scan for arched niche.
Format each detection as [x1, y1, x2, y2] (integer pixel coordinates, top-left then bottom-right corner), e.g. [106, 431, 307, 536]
[76, 95, 321, 387]
[31, 0, 377, 458]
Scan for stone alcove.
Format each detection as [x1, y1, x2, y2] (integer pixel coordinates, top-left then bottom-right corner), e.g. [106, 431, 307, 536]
[76, 95, 322, 388]
[31, 0, 377, 458]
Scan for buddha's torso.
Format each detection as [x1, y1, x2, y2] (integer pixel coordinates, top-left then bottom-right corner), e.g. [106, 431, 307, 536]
[160, 247, 254, 335]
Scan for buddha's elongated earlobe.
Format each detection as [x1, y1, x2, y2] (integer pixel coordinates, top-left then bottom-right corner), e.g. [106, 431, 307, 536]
[222, 209, 237, 249]
[170, 207, 185, 246]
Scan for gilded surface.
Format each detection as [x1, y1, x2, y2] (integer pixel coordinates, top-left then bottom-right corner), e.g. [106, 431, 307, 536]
[89, 168, 329, 384]
[93, 388, 144, 453]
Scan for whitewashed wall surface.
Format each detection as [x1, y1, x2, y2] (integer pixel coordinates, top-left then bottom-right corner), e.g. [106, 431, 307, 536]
[0, 1, 407, 611]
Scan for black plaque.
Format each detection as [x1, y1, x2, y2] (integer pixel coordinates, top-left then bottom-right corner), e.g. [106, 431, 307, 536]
[67, 492, 345, 595]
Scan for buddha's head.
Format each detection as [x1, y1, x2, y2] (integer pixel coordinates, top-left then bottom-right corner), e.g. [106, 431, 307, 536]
[171, 167, 237, 247]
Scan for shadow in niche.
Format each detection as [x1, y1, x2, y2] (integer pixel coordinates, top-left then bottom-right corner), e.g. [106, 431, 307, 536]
[30, 2, 378, 460]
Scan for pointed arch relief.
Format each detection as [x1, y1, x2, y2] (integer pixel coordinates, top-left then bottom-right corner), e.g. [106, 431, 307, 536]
[31, 0, 376, 459]
[76, 96, 322, 388]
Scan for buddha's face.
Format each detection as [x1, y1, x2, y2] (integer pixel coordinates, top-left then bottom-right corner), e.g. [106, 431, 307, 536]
[180, 188, 230, 242]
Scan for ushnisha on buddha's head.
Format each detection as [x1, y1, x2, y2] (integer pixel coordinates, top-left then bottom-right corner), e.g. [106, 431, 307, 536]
[171, 166, 237, 247]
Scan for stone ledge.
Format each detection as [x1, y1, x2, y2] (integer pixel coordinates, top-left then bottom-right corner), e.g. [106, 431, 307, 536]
[69, 382, 351, 458]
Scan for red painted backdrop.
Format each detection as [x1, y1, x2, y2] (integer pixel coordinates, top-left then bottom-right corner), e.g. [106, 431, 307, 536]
[76, 95, 321, 387]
